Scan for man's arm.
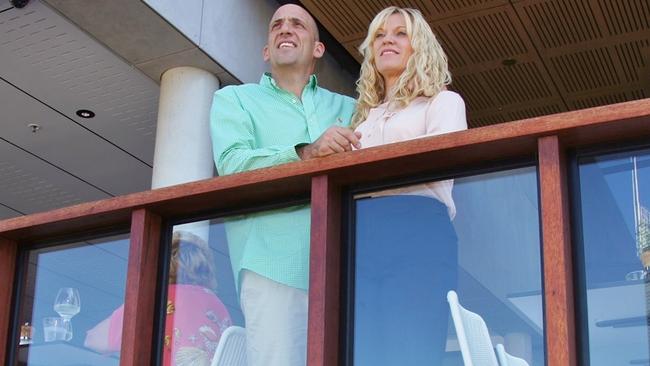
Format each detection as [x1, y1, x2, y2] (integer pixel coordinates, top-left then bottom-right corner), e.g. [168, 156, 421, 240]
[210, 89, 303, 175]
[211, 88, 360, 174]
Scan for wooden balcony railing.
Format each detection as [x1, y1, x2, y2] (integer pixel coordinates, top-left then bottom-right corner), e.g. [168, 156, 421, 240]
[1, 98, 649, 366]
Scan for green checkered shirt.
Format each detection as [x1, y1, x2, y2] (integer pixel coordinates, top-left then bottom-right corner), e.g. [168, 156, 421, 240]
[210, 73, 355, 290]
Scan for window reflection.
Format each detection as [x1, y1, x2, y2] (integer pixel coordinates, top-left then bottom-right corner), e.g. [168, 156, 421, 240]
[577, 148, 650, 365]
[161, 220, 246, 366]
[15, 234, 129, 366]
[160, 226, 237, 366]
[352, 166, 544, 365]
[163, 203, 311, 366]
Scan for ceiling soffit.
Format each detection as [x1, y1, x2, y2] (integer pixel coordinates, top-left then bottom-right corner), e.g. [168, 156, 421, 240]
[301, 0, 650, 127]
[0, 1, 158, 218]
[0, 1, 159, 163]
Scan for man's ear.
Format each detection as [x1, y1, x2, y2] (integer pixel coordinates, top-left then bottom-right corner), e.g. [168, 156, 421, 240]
[313, 41, 325, 59]
[263, 45, 270, 62]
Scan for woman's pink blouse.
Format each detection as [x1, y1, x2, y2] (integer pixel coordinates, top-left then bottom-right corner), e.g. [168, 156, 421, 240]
[354, 91, 467, 218]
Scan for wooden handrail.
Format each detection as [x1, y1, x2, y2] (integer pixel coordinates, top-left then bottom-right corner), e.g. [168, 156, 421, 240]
[1, 98, 648, 242]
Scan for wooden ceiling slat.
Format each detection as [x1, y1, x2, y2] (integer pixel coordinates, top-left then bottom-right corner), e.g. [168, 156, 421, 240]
[306, 0, 649, 128]
[507, 103, 565, 121]
[565, 80, 648, 98]
[480, 62, 551, 104]
[432, 26, 468, 68]
[570, 92, 629, 110]
[615, 41, 644, 83]
[424, 0, 508, 21]
[599, 0, 650, 35]
[452, 73, 495, 111]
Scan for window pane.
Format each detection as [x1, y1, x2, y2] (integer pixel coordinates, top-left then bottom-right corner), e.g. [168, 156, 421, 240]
[15, 234, 129, 366]
[163, 204, 310, 365]
[352, 166, 544, 365]
[577, 148, 650, 365]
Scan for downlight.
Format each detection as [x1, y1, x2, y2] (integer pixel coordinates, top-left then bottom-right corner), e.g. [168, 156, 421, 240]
[10, 0, 30, 9]
[76, 109, 96, 119]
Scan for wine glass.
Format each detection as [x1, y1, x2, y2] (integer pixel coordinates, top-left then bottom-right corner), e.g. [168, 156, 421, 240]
[53, 287, 80, 341]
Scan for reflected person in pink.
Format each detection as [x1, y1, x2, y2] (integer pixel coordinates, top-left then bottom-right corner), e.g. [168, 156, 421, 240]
[85, 231, 232, 366]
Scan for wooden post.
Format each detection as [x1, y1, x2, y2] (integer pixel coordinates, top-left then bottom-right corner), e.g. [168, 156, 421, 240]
[538, 135, 577, 366]
[120, 209, 162, 366]
[307, 175, 342, 366]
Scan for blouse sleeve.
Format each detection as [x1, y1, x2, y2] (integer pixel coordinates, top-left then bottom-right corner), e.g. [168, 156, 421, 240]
[424, 91, 468, 136]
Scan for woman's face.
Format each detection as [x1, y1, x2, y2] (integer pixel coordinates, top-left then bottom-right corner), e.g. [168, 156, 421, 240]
[372, 13, 414, 82]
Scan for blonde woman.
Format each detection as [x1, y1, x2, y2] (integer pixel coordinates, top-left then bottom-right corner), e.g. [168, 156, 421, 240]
[352, 6, 467, 365]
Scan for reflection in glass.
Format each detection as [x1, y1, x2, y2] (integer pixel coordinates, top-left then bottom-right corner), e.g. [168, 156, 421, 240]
[42, 317, 70, 342]
[164, 205, 310, 366]
[577, 148, 650, 365]
[53, 287, 80, 340]
[14, 234, 129, 366]
[161, 228, 234, 366]
[352, 166, 544, 365]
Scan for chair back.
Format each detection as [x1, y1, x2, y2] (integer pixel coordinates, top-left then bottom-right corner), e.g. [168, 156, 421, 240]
[495, 343, 530, 366]
[447, 290, 499, 366]
[211, 326, 247, 366]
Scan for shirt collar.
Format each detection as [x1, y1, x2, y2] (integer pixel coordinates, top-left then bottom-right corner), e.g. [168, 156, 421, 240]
[260, 72, 318, 91]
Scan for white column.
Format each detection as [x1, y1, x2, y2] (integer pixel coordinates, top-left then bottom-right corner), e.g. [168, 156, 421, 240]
[152, 66, 219, 240]
[152, 66, 219, 188]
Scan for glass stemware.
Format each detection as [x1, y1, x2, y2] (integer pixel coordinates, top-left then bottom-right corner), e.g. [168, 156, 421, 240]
[53, 287, 80, 341]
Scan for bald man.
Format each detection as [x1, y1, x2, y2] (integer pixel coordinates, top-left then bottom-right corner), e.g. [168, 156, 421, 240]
[210, 4, 358, 365]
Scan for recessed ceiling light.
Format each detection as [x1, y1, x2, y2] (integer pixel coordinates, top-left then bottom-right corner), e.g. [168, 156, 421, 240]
[502, 58, 517, 67]
[76, 109, 95, 119]
[10, 0, 31, 9]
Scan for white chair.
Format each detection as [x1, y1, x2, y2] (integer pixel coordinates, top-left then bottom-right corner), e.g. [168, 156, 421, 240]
[211, 326, 247, 366]
[495, 343, 529, 366]
[447, 290, 499, 366]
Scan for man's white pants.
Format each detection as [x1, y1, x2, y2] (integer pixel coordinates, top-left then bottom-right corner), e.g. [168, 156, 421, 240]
[240, 270, 308, 366]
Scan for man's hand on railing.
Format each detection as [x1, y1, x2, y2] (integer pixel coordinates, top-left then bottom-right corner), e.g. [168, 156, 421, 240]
[296, 126, 362, 160]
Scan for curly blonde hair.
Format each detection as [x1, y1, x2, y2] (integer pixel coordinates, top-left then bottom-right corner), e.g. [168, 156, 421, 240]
[351, 7, 451, 128]
[168, 230, 218, 292]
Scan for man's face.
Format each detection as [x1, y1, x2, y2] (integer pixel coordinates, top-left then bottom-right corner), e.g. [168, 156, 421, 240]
[263, 5, 324, 69]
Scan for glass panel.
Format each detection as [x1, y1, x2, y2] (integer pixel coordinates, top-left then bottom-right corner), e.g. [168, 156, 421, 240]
[577, 148, 650, 365]
[14, 234, 129, 366]
[163, 204, 309, 365]
[352, 166, 545, 365]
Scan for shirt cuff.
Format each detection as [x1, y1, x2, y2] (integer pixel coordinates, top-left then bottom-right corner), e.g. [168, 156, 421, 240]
[293, 143, 309, 161]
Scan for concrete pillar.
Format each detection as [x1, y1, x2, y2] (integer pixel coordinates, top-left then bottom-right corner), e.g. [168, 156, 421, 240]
[152, 66, 219, 188]
[152, 66, 219, 240]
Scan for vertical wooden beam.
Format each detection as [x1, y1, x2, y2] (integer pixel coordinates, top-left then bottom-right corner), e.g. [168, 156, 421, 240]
[120, 209, 162, 366]
[0, 237, 18, 365]
[308, 175, 342, 366]
[538, 135, 577, 366]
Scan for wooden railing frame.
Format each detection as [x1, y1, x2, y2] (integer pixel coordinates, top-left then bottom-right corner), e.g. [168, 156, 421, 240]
[0, 238, 18, 365]
[0, 98, 648, 365]
[120, 209, 162, 366]
[538, 136, 577, 366]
